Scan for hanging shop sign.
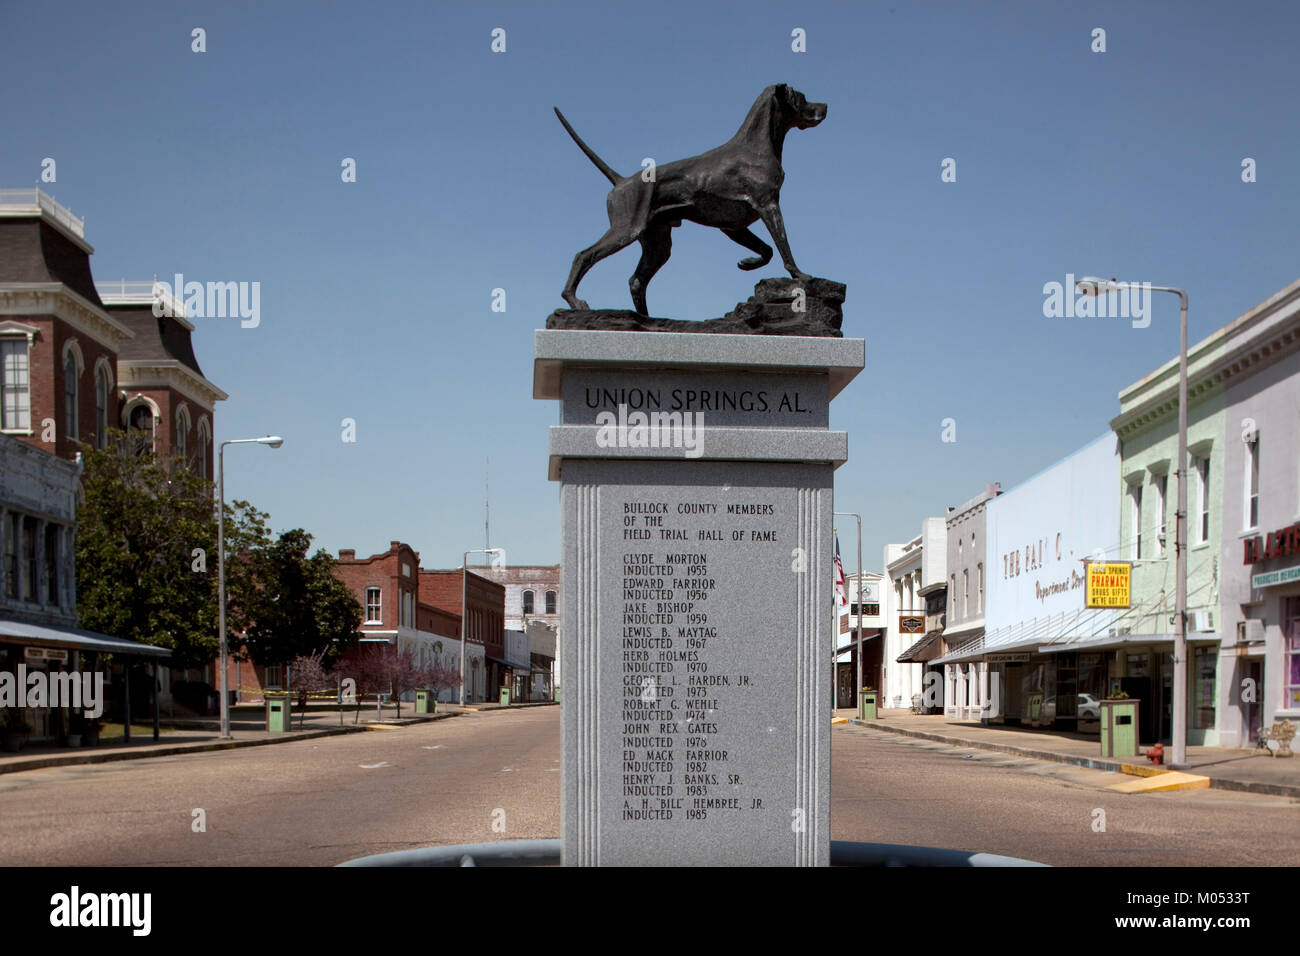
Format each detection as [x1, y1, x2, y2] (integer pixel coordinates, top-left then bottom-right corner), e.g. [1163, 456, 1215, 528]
[898, 615, 925, 634]
[1085, 562, 1131, 608]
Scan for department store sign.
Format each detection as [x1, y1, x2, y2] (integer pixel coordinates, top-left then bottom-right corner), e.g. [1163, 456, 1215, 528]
[1251, 564, 1300, 589]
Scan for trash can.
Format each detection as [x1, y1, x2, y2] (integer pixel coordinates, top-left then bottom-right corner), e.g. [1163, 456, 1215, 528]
[266, 692, 291, 732]
[415, 689, 436, 714]
[499, 687, 511, 707]
[859, 690, 877, 720]
[1026, 691, 1043, 726]
[1100, 698, 1140, 758]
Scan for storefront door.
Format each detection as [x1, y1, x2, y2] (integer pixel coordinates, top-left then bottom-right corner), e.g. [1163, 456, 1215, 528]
[1242, 660, 1263, 745]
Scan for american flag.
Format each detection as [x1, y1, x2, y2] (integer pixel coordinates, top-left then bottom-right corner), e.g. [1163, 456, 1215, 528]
[834, 535, 847, 607]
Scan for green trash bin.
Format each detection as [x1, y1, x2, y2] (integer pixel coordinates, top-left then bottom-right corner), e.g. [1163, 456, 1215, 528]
[415, 689, 436, 714]
[859, 689, 877, 720]
[499, 686, 511, 707]
[266, 692, 291, 732]
[1100, 698, 1140, 758]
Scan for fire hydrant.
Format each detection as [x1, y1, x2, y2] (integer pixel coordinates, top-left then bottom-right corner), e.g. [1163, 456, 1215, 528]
[1146, 741, 1164, 765]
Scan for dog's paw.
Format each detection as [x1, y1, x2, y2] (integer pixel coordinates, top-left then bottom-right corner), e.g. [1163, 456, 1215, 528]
[737, 256, 767, 271]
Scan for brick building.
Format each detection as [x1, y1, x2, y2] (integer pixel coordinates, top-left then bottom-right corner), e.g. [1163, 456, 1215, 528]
[0, 190, 224, 470]
[420, 568, 506, 701]
[481, 564, 560, 700]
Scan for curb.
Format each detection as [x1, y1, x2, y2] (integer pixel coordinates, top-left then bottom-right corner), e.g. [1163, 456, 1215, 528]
[0, 711, 461, 776]
[846, 719, 1300, 799]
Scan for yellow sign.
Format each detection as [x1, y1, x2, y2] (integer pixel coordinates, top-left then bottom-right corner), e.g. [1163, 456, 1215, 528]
[1086, 562, 1131, 608]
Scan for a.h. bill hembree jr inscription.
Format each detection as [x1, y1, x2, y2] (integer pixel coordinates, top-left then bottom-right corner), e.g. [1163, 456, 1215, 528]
[536, 331, 864, 865]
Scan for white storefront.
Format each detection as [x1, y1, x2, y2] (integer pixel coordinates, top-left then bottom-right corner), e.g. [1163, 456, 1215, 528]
[938, 433, 1120, 727]
[883, 518, 945, 710]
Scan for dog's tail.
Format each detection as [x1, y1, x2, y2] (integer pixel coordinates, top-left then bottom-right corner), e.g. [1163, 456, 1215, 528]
[554, 107, 622, 185]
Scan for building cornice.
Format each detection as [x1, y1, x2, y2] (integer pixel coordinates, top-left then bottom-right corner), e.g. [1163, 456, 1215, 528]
[1110, 278, 1300, 441]
[117, 360, 229, 410]
[0, 283, 134, 351]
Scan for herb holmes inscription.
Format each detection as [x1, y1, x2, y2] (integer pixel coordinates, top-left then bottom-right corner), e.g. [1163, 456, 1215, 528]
[619, 498, 780, 824]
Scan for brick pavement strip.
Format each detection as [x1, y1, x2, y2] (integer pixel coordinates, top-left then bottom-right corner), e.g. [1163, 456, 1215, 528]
[0, 702, 558, 777]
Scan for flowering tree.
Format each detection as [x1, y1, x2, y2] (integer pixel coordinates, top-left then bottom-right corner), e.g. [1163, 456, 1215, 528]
[287, 650, 332, 729]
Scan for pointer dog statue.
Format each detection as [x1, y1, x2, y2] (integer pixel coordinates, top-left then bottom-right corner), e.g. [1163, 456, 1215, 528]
[556, 84, 827, 315]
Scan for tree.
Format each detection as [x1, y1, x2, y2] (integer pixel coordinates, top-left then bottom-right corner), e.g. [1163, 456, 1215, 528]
[287, 649, 331, 729]
[239, 529, 362, 670]
[346, 643, 432, 721]
[76, 432, 218, 668]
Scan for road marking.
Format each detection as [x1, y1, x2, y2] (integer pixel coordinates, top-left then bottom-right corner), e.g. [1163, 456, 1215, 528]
[359, 762, 391, 769]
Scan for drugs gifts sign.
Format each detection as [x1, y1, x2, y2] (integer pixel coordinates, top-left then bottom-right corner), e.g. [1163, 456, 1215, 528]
[1085, 562, 1130, 608]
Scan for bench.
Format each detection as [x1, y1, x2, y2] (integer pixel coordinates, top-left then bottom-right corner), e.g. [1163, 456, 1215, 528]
[1256, 719, 1296, 758]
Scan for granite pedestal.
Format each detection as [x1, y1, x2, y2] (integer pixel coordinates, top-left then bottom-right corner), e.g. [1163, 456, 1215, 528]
[534, 329, 865, 865]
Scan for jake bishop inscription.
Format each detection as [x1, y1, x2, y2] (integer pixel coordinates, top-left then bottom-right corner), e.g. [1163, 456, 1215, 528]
[562, 460, 832, 866]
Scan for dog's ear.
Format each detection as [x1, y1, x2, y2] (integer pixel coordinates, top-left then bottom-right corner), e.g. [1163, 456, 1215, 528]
[774, 83, 791, 105]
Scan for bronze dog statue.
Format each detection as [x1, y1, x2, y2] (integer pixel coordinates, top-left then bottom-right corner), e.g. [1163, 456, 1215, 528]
[556, 84, 827, 315]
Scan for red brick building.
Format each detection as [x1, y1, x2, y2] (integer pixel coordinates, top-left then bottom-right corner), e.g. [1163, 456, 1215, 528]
[326, 543, 505, 703]
[419, 568, 507, 701]
[0, 190, 225, 470]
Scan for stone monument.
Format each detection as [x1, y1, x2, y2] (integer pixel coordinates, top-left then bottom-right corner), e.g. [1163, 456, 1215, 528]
[537, 85, 864, 866]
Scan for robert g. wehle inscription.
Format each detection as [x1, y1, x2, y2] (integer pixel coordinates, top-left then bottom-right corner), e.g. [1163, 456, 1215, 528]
[536, 330, 864, 865]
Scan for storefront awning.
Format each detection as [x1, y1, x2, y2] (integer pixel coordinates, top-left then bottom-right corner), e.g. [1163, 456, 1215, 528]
[897, 630, 944, 663]
[1036, 631, 1219, 654]
[0, 619, 173, 658]
[933, 606, 1117, 665]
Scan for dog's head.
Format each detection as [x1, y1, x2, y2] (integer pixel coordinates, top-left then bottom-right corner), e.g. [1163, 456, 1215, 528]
[776, 83, 827, 130]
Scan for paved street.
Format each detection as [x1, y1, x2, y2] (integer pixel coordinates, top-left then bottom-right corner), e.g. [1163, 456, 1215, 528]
[0, 707, 1295, 866]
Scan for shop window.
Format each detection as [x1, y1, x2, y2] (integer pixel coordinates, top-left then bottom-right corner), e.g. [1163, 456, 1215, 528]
[44, 524, 58, 605]
[264, 664, 283, 689]
[1192, 645, 1216, 730]
[4, 514, 16, 599]
[1286, 597, 1300, 710]
[22, 517, 36, 602]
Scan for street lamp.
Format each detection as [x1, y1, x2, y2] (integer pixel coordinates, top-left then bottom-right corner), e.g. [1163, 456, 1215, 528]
[834, 512, 863, 714]
[461, 549, 504, 706]
[217, 436, 283, 739]
[1077, 275, 1190, 768]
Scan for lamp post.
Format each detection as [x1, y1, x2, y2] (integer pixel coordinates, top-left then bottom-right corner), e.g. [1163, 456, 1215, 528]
[460, 548, 504, 706]
[217, 436, 283, 739]
[1077, 276, 1189, 768]
[834, 512, 863, 713]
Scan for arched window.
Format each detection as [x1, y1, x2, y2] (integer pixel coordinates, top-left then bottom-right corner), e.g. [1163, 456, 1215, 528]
[196, 417, 211, 479]
[125, 400, 156, 456]
[94, 363, 110, 449]
[175, 405, 190, 461]
[62, 340, 83, 443]
[545, 589, 556, 614]
[522, 589, 534, 614]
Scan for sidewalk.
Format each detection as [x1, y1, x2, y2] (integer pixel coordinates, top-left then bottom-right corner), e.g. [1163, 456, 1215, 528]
[0, 700, 557, 776]
[838, 708, 1300, 798]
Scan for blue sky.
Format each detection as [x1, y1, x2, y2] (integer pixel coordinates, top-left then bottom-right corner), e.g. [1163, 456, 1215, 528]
[4, 0, 1299, 571]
